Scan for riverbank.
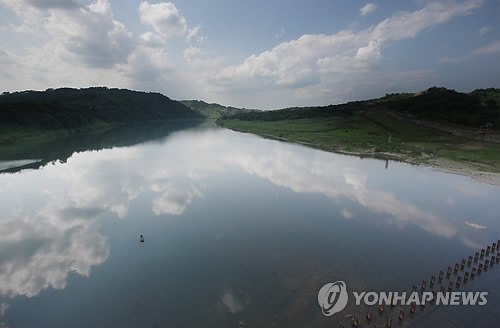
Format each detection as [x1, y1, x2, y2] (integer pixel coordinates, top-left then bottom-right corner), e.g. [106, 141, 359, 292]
[220, 114, 500, 185]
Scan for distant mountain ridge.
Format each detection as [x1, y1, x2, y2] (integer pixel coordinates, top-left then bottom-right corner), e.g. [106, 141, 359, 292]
[181, 100, 252, 120]
[0, 87, 203, 131]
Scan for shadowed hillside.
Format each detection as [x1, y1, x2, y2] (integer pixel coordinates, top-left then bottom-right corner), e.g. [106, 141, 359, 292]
[0, 87, 203, 132]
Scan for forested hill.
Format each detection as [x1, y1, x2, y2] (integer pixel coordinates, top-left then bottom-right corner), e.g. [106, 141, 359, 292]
[0, 87, 203, 130]
[228, 87, 500, 129]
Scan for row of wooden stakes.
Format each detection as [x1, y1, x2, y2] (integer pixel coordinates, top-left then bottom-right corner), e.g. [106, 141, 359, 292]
[343, 240, 500, 328]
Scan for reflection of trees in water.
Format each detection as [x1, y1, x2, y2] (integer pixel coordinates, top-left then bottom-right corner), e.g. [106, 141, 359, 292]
[0, 120, 202, 173]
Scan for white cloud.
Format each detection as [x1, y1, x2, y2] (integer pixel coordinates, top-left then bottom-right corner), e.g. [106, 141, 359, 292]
[121, 47, 172, 81]
[187, 25, 201, 42]
[0, 0, 489, 108]
[440, 40, 500, 63]
[139, 31, 166, 48]
[214, 0, 482, 100]
[360, 3, 376, 16]
[139, 1, 188, 38]
[45, 0, 134, 68]
[478, 26, 489, 36]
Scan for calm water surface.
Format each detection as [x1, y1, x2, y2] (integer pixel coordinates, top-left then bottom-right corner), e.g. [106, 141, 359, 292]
[0, 126, 499, 327]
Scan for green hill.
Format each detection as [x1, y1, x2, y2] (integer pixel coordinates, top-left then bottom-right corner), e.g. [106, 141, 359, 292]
[1, 87, 203, 129]
[226, 87, 499, 129]
[220, 87, 500, 173]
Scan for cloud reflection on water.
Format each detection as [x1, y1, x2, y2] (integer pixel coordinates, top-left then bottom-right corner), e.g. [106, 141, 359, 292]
[0, 128, 495, 307]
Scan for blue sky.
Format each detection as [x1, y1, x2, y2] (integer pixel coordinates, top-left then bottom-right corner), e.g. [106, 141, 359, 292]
[0, 0, 498, 108]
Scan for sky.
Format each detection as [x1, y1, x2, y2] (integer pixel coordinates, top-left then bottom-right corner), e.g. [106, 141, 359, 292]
[0, 0, 498, 109]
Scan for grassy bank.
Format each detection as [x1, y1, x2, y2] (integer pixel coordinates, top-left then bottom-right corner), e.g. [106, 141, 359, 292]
[220, 112, 500, 173]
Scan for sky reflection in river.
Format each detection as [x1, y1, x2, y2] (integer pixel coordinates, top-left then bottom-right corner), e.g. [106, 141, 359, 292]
[0, 127, 498, 327]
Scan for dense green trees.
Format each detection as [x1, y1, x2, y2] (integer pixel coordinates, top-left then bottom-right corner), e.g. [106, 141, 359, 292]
[0, 87, 203, 130]
[229, 87, 499, 129]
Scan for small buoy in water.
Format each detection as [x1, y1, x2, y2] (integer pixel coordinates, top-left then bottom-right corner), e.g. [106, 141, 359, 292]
[140, 234, 144, 243]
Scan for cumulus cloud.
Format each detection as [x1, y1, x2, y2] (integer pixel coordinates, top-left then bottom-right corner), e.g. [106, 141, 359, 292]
[215, 0, 482, 97]
[1, 0, 134, 70]
[121, 47, 172, 82]
[186, 25, 201, 42]
[360, 3, 376, 16]
[139, 31, 166, 48]
[139, 1, 188, 38]
[0, 0, 489, 108]
[46, 0, 134, 68]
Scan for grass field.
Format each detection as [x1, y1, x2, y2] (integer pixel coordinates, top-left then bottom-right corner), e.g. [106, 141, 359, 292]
[221, 112, 500, 173]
